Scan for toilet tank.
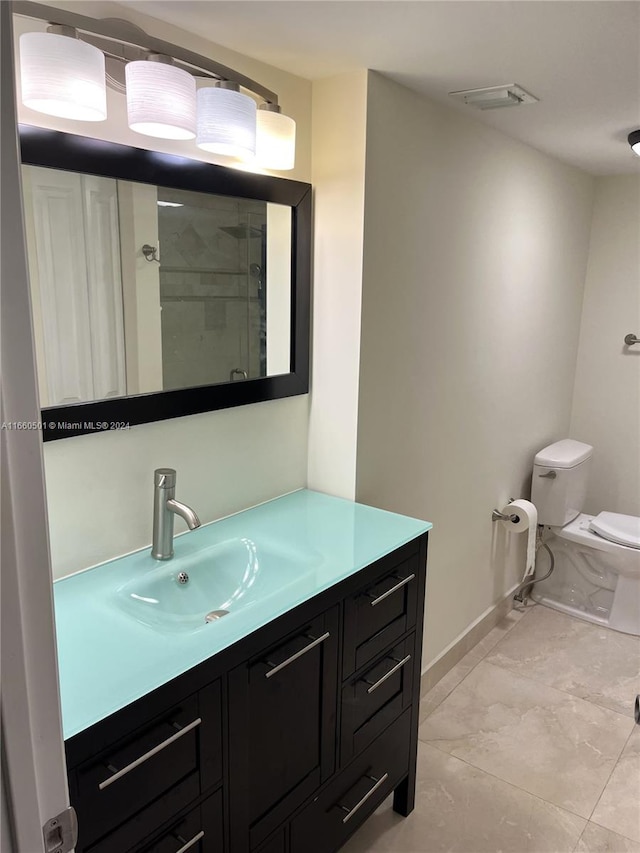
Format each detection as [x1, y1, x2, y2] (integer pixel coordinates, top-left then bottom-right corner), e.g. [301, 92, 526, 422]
[531, 439, 593, 527]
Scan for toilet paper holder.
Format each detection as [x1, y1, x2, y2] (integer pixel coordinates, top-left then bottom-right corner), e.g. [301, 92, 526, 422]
[492, 499, 520, 524]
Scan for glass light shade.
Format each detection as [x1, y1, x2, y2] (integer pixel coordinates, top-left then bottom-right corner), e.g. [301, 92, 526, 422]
[19, 31, 106, 121]
[196, 86, 257, 158]
[629, 131, 640, 157]
[126, 61, 196, 140]
[256, 109, 296, 171]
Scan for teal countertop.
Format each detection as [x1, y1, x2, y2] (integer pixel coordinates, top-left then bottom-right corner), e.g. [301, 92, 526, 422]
[53, 489, 431, 739]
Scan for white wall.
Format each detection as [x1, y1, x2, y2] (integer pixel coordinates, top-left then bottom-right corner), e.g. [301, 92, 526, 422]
[15, 1, 312, 577]
[355, 72, 595, 667]
[307, 71, 368, 498]
[570, 175, 640, 516]
[45, 397, 308, 577]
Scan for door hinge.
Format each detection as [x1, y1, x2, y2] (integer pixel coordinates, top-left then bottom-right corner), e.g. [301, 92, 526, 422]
[42, 806, 78, 853]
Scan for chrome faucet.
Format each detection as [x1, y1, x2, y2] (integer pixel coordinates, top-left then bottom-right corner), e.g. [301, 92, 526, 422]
[152, 468, 201, 560]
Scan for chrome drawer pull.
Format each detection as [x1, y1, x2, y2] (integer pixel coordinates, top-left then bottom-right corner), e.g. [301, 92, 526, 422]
[265, 632, 330, 678]
[364, 654, 412, 694]
[338, 772, 389, 823]
[174, 830, 205, 853]
[368, 574, 415, 607]
[98, 717, 202, 790]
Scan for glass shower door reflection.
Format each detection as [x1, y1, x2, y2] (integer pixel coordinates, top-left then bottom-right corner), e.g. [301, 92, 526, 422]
[157, 189, 267, 391]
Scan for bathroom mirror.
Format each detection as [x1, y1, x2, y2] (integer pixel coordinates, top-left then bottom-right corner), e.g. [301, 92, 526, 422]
[19, 126, 311, 440]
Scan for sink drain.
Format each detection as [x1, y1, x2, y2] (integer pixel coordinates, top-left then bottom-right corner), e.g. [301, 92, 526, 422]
[205, 610, 229, 623]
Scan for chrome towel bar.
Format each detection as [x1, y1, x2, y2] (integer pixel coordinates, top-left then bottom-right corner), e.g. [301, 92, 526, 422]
[624, 334, 639, 346]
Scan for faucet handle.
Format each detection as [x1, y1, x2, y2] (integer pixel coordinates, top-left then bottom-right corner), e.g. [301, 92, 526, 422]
[154, 468, 176, 488]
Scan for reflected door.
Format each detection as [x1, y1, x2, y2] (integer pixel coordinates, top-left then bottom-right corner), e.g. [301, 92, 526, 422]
[22, 165, 126, 406]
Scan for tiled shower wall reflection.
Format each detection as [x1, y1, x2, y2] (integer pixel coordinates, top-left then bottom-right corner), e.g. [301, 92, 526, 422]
[158, 191, 266, 389]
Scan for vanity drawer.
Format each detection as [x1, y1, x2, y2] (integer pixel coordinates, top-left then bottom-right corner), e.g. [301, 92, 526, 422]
[87, 787, 223, 853]
[341, 635, 415, 765]
[343, 552, 419, 676]
[255, 829, 287, 853]
[75, 687, 221, 847]
[290, 708, 411, 853]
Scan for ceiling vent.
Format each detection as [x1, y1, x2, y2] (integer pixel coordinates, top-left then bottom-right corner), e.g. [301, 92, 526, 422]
[449, 84, 538, 110]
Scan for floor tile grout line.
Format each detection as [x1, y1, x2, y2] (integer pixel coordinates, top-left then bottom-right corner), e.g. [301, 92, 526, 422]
[572, 823, 588, 852]
[479, 609, 640, 720]
[458, 656, 637, 727]
[419, 605, 532, 723]
[419, 644, 502, 723]
[423, 602, 638, 727]
[418, 738, 591, 826]
[417, 606, 639, 853]
[473, 658, 638, 724]
[483, 646, 640, 718]
[569, 820, 640, 853]
[419, 658, 635, 825]
[586, 725, 637, 825]
[587, 817, 640, 848]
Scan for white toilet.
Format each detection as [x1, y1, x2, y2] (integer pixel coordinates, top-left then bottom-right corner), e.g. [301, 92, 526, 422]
[530, 438, 640, 636]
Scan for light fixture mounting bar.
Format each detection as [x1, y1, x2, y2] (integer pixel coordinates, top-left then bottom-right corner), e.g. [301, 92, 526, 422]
[12, 0, 279, 104]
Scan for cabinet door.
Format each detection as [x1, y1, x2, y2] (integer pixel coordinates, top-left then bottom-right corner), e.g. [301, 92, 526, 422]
[229, 607, 339, 852]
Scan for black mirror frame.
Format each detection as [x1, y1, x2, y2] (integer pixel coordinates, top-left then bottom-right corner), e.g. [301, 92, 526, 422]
[19, 126, 311, 441]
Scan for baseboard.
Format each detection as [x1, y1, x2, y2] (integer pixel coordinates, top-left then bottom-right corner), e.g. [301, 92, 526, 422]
[420, 582, 521, 698]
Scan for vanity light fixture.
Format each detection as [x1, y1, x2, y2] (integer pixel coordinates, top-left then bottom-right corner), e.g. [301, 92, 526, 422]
[628, 130, 640, 157]
[14, 1, 297, 169]
[126, 56, 196, 140]
[19, 26, 107, 121]
[256, 103, 296, 171]
[196, 82, 257, 159]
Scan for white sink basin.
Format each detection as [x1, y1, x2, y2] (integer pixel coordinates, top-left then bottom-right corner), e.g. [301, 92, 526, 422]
[115, 537, 313, 633]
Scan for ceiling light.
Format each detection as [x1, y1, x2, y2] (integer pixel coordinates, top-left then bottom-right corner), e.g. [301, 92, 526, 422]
[628, 131, 640, 157]
[449, 84, 538, 111]
[196, 82, 257, 159]
[255, 104, 296, 171]
[157, 201, 184, 207]
[126, 56, 196, 140]
[19, 26, 107, 121]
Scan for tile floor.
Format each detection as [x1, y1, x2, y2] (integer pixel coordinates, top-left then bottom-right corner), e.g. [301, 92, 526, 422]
[343, 604, 640, 853]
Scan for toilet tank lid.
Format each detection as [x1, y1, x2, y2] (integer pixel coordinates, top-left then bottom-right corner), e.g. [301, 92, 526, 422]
[534, 439, 593, 469]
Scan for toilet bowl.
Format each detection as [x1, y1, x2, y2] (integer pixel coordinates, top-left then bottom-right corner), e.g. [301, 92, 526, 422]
[530, 439, 640, 636]
[530, 512, 640, 635]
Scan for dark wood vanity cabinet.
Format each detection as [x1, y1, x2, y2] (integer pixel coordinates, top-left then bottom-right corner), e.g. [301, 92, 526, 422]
[228, 608, 339, 851]
[65, 534, 428, 853]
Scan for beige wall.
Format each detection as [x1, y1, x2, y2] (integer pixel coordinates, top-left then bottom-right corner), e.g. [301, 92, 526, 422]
[570, 175, 640, 516]
[16, 1, 312, 577]
[307, 71, 368, 498]
[356, 72, 595, 667]
[45, 397, 308, 578]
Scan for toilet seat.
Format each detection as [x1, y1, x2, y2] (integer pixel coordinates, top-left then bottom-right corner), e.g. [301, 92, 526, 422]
[588, 512, 640, 550]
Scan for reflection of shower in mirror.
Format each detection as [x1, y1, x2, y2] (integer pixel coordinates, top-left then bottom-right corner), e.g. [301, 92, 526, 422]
[20, 164, 292, 407]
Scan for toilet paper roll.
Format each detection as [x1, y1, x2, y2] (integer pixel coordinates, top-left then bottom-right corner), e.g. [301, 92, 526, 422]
[500, 499, 538, 580]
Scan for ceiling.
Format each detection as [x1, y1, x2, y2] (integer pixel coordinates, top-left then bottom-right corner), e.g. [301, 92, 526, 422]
[121, 1, 640, 176]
